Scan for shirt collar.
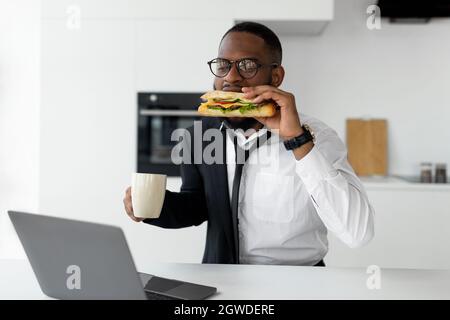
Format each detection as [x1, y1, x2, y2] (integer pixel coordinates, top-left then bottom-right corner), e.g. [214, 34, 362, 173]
[220, 120, 279, 148]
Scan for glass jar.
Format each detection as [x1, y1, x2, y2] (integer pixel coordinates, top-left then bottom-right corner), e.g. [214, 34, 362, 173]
[420, 162, 433, 183]
[435, 163, 447, 184]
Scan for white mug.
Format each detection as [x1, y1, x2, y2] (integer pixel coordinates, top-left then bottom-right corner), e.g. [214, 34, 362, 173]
[131, 173, 167, 219]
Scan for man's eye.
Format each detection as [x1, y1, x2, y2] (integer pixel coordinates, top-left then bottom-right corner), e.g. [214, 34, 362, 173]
[217, 65, 228, 72]
[241, 60, 257, 71]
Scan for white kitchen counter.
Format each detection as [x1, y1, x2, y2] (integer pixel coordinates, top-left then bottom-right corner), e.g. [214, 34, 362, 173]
[1, 259, 450, 300]
[359, 175, 450, 191]
[327, 175, 450, 270]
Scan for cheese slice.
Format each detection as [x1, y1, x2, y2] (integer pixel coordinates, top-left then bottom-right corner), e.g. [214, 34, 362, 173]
[204, 99, 256, 109]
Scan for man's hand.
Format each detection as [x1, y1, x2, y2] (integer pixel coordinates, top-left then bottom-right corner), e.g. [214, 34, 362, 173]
[242, 85, 303, 140]
[123, 186, 145, 222]
[242, 85, 314, 160]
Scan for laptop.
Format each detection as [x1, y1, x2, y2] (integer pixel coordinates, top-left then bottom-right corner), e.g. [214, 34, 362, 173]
[8, 210, 217, 300]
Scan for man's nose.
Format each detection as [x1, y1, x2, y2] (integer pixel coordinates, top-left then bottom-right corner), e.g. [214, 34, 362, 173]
[223, 63, 243, 83]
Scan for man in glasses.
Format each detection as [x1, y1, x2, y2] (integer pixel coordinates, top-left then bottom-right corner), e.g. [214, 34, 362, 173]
[124, 22, 374, 267]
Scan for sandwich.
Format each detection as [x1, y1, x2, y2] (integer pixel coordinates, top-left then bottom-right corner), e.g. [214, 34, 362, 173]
[198, 90, 276, 117]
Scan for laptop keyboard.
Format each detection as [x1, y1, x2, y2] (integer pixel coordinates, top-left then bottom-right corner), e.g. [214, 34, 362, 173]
[145, 291, 183, 300]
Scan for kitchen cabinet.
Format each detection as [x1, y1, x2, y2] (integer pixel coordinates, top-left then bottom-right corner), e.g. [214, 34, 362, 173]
[42, 0, 334, 35]
[326, 177, 450, 270]
[42, 0, 333, 20]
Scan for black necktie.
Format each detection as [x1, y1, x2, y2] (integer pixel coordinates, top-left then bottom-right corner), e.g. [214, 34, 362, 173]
[230, 130, 271, 263]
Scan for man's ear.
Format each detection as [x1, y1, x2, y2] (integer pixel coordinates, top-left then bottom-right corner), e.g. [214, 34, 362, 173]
[271, 65, 285, 87]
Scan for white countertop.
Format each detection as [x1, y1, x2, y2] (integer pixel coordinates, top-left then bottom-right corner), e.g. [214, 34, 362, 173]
[1, 259, 450, 300]
[359, 175, 450, 191]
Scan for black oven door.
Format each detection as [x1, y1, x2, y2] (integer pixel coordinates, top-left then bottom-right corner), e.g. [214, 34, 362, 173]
[137, 93, 203, 176]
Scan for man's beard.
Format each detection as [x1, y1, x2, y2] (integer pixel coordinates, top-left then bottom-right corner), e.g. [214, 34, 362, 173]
[224, 117, 260, 131]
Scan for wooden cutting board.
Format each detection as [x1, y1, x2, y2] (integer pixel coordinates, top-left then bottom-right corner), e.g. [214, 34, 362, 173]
[346, 119, 387, 176]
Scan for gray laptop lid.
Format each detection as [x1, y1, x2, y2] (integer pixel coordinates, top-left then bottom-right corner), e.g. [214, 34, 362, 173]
[8, 211, 147, 300]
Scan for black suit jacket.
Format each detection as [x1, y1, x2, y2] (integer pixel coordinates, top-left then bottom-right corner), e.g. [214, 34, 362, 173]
[144, 117, 238, 264]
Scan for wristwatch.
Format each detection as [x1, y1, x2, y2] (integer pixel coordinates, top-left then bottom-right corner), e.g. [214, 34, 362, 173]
[283, 124, 315, 150]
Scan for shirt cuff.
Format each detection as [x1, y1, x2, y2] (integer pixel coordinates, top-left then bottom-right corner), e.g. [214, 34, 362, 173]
[295, 146, 338, 189]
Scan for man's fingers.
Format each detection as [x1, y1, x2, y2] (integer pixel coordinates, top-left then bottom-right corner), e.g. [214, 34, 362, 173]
[242, 85, 274, 95]
[254, 117, 267, 125]
[123, 196, 133, 214]
[242, 87, 257, 99]
[251, 92, 272, 104]
[123, 186, 136, 217]
[130, 215, 143, 223]
[126, 205, 144, 223]
[125, 201, 134, 214]
[242, 86, 290, 106]
[129, 215, 140, 222]
[123, 186, 144, 222]
[252, 91, 285, 105]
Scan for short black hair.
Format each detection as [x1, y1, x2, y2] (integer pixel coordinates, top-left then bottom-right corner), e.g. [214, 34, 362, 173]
[221, 21, 282, 65]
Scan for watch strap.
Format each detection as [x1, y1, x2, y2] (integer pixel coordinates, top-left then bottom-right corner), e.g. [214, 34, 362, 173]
[283, 125, 314, 150]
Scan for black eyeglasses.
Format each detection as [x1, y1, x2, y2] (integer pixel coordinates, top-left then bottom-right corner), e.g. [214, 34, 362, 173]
[207, 58, 278, 79]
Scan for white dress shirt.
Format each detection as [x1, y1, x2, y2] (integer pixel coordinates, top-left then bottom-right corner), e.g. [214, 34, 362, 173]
[223, 113, 375, 266]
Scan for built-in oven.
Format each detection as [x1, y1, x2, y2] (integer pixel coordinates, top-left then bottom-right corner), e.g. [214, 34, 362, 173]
[137, 92, 203, 176]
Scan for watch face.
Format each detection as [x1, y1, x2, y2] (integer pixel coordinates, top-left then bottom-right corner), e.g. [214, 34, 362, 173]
[303, 124, 316, 143]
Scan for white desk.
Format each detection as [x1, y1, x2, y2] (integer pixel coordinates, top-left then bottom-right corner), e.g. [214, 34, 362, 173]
[1, 259, 449, 300]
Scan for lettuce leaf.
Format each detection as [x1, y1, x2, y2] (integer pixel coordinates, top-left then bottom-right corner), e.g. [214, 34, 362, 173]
[207, 104, 260, 114]
[238, 104, 258, 114]
[207, 106, 235, 113]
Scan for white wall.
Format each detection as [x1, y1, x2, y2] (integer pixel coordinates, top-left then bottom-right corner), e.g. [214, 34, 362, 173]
[39, 7, 230, 270]
[280, 0, 450, 176]
[0, 0, 40, 258]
